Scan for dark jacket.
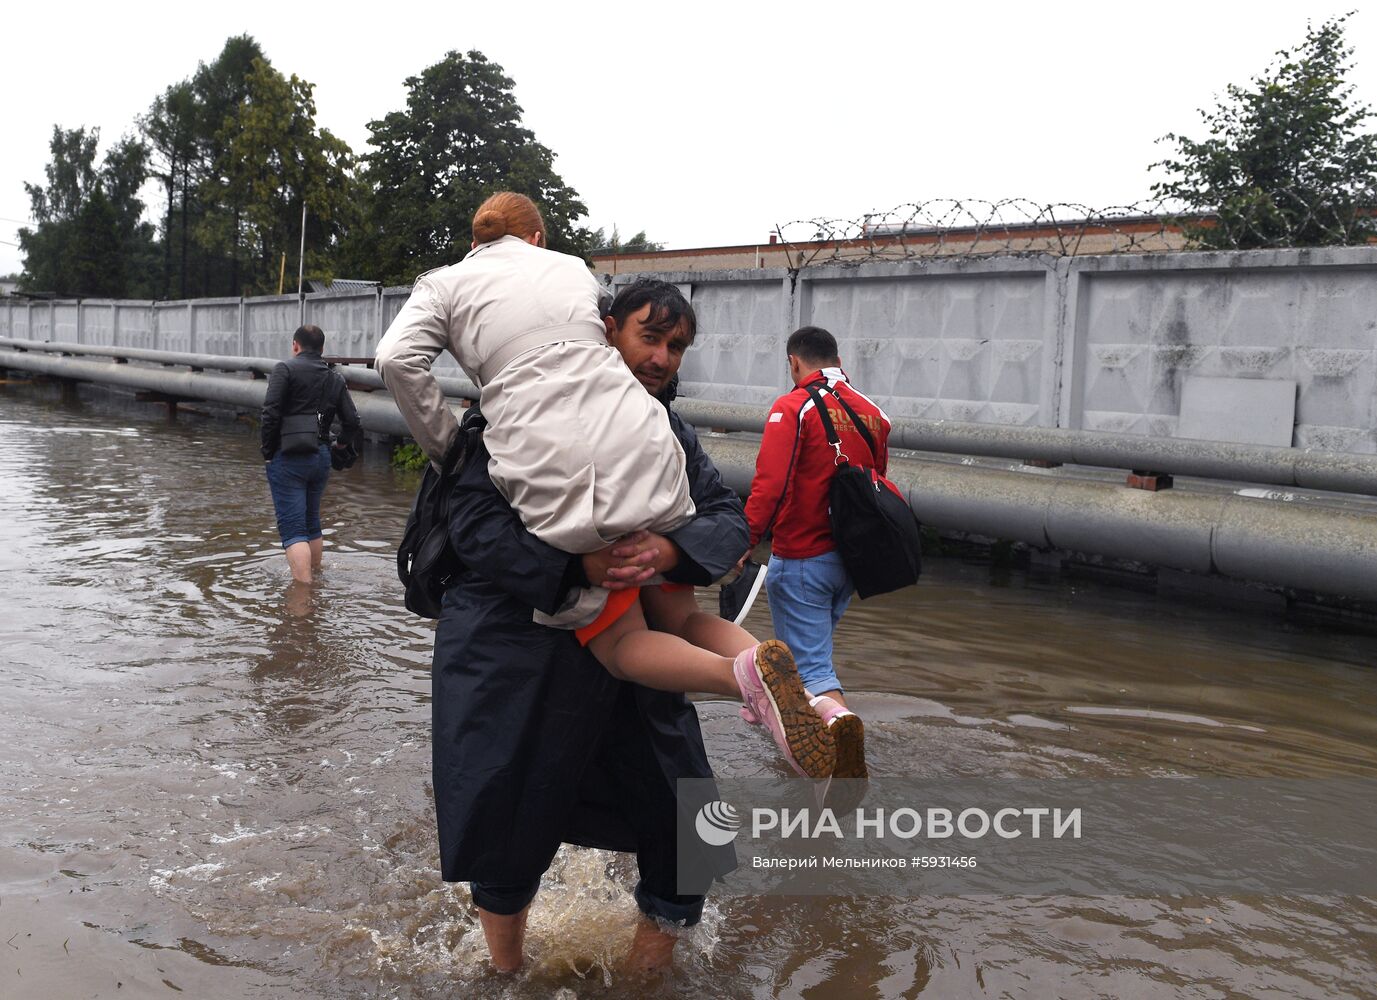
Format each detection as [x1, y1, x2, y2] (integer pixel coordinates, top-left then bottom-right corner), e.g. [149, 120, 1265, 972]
[260, 350, 363, 460]
[430, 404, 742, 896]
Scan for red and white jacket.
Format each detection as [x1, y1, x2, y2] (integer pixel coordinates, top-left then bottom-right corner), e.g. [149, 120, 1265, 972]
[745, 368, 891, 558]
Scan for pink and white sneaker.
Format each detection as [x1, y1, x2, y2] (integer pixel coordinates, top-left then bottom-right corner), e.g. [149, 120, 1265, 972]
[733, 640, 835, 779]
[809, 694, 868, 781]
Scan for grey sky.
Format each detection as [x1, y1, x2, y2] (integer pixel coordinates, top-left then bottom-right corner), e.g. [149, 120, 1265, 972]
[3, 1, 1374, 278]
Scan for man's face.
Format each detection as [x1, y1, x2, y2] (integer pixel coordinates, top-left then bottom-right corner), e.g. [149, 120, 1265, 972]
[604, 304, 692, 395]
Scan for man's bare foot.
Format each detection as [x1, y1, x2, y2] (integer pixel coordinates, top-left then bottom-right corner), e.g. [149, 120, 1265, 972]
[284, 580, 313, 618]
[624, 918, 677, 974]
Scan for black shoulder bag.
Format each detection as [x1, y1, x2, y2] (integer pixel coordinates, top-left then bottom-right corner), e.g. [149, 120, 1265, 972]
[396, 408, 484, 619]
[803, 384, 922, 599]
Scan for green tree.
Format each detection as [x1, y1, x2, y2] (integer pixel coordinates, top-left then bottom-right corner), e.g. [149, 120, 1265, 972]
[18, 126, 159, 297]
[1152, 14, 1377, 249]
[345, 50, 590, 285]
[25, 127, 99, 224]
[100, 135, 162, 296]
[140, 36, 267, 297]
[64, 188, 125, 297]
[141, 79, 199, 297]
[191, 35, 268, 295]
[214, 58, 357, 294]
[589, 225, 664, 254]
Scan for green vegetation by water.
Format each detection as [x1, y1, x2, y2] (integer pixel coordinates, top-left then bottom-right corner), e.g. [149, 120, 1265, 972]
[390, 442, 427, 473]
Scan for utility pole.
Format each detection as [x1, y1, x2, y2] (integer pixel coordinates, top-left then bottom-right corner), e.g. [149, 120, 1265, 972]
[297, 202, 307, 327]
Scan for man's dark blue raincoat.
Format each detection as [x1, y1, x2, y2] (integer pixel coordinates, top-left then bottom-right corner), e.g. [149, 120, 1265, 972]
[431, 401, 741, 922]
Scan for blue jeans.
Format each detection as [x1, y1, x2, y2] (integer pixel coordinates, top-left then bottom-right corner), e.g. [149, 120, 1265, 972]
[766, 550, 853, 696]
[265, 446, 331, 548]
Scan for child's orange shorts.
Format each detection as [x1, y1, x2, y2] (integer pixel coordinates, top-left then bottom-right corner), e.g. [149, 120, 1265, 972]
[575, 583, 695, 646]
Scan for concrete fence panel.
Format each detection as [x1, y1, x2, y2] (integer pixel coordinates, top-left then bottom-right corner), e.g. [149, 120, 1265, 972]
[803, 262, 1053, 425]
[245, 296, 301, 359]
[380, 287, 412, 330]
[52, 302, 79, 343]
[30, 302, 52, 341]
[193, 298, 242, 357]
[113, 302, 155, 350]
[307, 292, 378, 359]
[153, 301, 190, 354]
[10, 302, 31, 340]
[82, 301, 117, 346]
[1068, 249, 1377, 454]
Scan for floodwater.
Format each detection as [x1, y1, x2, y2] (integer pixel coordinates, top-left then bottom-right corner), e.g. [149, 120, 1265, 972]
[1, 378, 1375, 1000]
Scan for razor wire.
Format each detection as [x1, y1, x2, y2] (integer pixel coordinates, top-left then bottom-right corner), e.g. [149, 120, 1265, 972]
[770, 194, 1377, 268]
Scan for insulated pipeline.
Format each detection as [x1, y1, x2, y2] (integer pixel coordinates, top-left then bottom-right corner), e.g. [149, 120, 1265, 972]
[695, 434, 1377, 604]
[0, 349, 433, 439]
[6, 339, 1377, 496]
[5, 346, 1377, 603]
[668, 399, 1377, 497]
[0, 338, 480, 401]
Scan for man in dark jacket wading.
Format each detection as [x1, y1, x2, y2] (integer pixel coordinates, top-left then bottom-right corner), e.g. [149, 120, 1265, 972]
[260, 324, 362, 583]
[433, 279, 739, 974]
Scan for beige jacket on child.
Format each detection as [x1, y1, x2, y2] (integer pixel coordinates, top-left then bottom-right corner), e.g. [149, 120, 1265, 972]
[375, 235, 694, 556]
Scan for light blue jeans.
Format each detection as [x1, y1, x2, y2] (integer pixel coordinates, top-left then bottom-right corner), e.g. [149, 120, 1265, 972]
[765, 550, 853, 696]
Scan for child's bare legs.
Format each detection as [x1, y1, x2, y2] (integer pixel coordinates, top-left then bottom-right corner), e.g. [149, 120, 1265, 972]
[657, 596, 844, 706]
[587, 589, 838, 780]
[587, 598, 739, 697]
[641, 586, 755, 658]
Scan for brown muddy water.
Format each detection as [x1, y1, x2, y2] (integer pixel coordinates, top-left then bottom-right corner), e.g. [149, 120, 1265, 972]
[1, 379, 1375, 1000]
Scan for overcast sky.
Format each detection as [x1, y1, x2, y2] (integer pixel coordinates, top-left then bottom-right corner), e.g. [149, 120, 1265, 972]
[3, 1, 1375, 277]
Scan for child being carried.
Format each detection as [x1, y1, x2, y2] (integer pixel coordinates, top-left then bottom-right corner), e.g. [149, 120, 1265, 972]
[377, 193, 834, 778]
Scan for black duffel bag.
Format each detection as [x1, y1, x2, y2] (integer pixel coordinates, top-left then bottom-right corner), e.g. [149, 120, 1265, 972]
[396, 408, 484, 618]
[803, 385, 922, 599]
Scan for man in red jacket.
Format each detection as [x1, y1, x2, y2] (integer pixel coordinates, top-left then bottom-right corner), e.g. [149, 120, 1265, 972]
[744, 326, 890, 779]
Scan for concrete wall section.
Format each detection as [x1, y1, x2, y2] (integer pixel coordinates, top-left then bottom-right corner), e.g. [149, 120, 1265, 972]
[380, 287, 412, 330]
[153, 302, 190, 354]
[305, 292, 375, 359]
[244, 296, 301, 358]
[6, 245, 1377, 453]
[29, 303, 50, 341]
[194, 298, 242, 357]
[801, 261, 1052, 425]
[52, 303, 79, 343]
[1068, 249, 1377, 454]
[81, 300, 117, 346]
[114, 302, 155, 350]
